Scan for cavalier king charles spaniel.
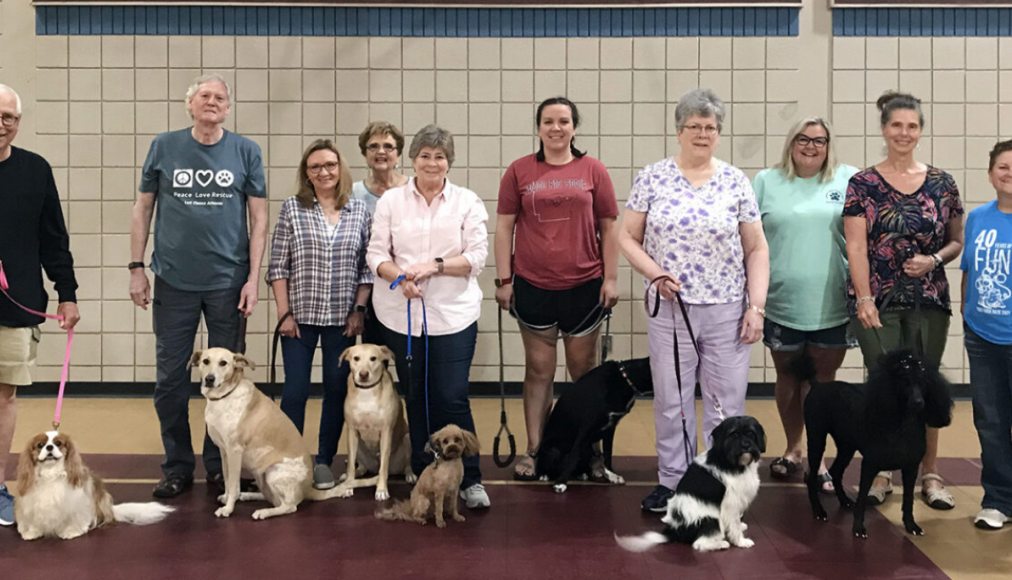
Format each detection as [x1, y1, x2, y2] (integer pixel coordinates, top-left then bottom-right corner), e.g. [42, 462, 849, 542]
[15, 431, 174, 540]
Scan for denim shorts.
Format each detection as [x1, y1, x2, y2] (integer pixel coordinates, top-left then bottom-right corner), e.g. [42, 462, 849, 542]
[762, 319, 856, 352]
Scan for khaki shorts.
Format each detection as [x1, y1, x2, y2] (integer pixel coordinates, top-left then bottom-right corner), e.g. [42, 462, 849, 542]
[0, 326, 41, 386]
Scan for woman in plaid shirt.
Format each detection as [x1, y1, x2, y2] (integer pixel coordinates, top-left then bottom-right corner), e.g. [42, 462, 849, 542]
[266, 139, 373, 491]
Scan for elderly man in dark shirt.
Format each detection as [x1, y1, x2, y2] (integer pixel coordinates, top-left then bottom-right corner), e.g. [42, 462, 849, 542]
[0, 83, 80, 527]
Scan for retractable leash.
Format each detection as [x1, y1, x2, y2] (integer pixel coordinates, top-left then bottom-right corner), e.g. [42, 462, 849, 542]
[390, 274, 431, 439]
[644, 275, 701, 466]
[492, 307, 517, 468]
[0, 259, 73, 430]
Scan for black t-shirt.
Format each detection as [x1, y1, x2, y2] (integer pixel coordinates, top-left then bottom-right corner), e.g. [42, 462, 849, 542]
[0, 146, 77, 327]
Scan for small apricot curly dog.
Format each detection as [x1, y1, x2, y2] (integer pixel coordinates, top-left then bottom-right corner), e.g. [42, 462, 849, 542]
[375, 424, 480, 528]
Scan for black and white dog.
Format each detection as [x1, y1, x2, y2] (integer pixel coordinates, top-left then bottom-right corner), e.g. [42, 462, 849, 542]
[536, 358, 653, 493]
[615, 416, 766, 552]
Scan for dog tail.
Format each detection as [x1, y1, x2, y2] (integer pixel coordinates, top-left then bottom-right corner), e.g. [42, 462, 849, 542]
[789, 352, 818, 384]
[374, 500, 413, 522]
[112, 502, 175, 525]
[613, 529, 673, 553]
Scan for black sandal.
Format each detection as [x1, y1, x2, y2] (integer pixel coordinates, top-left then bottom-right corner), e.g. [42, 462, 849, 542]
[769, 457, 800, 480]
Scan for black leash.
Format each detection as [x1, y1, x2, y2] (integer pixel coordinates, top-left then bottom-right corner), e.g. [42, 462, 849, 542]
[268, 312, 292, 401]
[645, 275, 701, 466]
[492, 307, 517, 467]
[600, 309, 613, 364]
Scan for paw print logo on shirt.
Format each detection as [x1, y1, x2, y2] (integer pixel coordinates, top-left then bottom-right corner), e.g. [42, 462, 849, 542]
[215, 170, 235, 188]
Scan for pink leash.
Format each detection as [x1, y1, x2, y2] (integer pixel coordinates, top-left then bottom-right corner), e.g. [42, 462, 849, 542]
[0, 259, 73, 429]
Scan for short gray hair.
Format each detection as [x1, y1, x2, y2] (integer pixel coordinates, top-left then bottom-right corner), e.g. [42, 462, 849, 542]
[408, 124, 455, 167]
[0, 84, 23, 115]
[185, 73, 232, 109]
[674, 88, 725, 133]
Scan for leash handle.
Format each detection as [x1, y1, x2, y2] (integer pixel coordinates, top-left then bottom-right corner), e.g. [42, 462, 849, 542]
[493, 307, 516, 467]
[0, 259, 73, 429]
[268, 311, 293, 401]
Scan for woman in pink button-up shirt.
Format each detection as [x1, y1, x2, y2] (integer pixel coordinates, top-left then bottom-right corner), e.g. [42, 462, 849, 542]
[366, 124, 491, 510]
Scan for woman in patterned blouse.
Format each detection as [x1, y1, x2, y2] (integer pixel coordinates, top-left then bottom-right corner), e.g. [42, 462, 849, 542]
[266, 139, 373, 491]
[619, 88, 770, 512]
[844, 91, 964, 509]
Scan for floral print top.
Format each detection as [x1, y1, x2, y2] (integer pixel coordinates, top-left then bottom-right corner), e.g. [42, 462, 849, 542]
[626, 157, 761, 304]
[843, 166, 963, 314]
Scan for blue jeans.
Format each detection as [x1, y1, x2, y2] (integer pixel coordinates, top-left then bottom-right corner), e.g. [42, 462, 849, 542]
[383, 321, 481, 489]
[280, 324, 352, 466]
[153, 277, 242, 479]
[965, 326, 1012, 515]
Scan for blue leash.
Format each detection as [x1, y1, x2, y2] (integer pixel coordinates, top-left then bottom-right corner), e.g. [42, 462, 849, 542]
[390, 275, 431, 438]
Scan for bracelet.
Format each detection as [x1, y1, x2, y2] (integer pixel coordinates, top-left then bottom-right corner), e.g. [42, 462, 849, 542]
[856, 296, 875, 305]
[931, 253, 944, 269]
[749, 304, 765, 317]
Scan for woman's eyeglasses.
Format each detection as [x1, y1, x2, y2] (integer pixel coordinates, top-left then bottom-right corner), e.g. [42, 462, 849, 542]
[795, 136, 829, 148]
[0, 113, 20, 128]
[367, 143, 397, 152]
[307, 161, 340, 175]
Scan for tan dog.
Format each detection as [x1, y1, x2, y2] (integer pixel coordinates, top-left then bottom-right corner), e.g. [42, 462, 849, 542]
[375, 424, 479, 528]
[191, 347, 344, 520]
[336, 343, 414, 501]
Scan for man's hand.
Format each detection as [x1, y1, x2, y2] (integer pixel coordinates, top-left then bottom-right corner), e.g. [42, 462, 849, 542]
[56, 302, 80, 330]
[129, 269, 151, 309]
[237, 280, 259, 317]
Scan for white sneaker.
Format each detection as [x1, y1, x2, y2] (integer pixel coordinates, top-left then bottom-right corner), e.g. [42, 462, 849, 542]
[459, 483, 490, 509]
[974, 508, 1008, 530]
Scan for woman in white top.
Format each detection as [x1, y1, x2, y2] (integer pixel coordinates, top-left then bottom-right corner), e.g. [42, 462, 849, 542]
[367, 124, 491, 510]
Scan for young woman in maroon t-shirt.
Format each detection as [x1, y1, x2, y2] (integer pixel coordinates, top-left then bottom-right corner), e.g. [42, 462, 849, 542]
[494, 97, 619, 480]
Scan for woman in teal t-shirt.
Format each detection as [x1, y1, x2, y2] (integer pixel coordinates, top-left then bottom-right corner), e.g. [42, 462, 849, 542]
[754, 117, 857, 493]
[961, 139, 1012, 530]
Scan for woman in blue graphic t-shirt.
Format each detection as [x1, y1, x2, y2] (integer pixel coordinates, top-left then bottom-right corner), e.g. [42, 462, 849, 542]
[961, 139, 1012, 531]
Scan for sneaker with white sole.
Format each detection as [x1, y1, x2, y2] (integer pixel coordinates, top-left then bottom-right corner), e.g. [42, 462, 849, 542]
[313, 464, 336, 490]
[459, 483, 490, 509]
[0, 484, 14, 526]
[974, 508, 1008, 530]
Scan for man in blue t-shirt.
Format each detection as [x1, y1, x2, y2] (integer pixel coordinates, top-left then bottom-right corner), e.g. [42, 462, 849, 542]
[129, 74, 267, 498]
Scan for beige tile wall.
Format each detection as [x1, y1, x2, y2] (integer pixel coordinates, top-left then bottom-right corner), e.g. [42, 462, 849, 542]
[6, 2, 1002, 388]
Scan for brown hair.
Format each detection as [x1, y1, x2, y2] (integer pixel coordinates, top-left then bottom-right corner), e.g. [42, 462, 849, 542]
[357, 121, 405, 156]
[295, 139, 352, 209]
[988, 139, 1012, 172]
[876, 91, 925, 129]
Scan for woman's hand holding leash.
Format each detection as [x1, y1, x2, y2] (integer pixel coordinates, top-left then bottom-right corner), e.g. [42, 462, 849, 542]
[902, 254, 935, 279]
[600, 279, 620, 309]
[653, 273, 681, 300]
[344, 312, 364, 337]
[494, 283, 513, 310]
[279, 314, 300, 339]
[402, 261, 438, 284]
[856, 299, 883, 329]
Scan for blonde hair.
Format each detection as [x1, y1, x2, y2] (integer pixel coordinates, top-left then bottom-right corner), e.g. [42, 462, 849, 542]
[775, 117, 839, 183]
[294, 139, 353, 209]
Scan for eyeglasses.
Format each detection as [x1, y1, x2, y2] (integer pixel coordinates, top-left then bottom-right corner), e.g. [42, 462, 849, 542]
[795, 135, 829, 148]
[367, 143, 397, 152]
[682, 123, 719, 136]
[307, 161, 340, 175]
[1, 113, 20, 128]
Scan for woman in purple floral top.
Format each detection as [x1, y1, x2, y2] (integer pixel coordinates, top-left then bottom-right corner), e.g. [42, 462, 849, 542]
[619, 89, 770, 512]
[844, 91, 964, 510]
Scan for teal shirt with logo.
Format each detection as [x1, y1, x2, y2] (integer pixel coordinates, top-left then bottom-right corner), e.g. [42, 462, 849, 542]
[139, 128, 266, 291]
[754, 164, 858, 330]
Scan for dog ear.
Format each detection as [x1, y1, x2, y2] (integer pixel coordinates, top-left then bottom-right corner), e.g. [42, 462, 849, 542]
[339, 346, 354, 364]
[189, 350, 203, 368]
[462, 430, 481, 457]
[16, 435, 42, 495]
[60, 435, 87, 487]
[379, 346, 395, 369]
[234, 354, 256, 371]
[424, 434, 441, 456]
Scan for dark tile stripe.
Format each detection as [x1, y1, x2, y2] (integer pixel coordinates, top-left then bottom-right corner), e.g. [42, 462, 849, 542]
[833, 7, 1012, 36]
[35, 6, 799, 36]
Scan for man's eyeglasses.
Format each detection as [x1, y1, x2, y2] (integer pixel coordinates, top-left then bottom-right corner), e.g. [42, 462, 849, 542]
[682, 124, 719, 136]
[795, 135, 829, 148]
[367, 143, 397, 152]
[0, 113, 20, 128]
[307, 161, 340, 175]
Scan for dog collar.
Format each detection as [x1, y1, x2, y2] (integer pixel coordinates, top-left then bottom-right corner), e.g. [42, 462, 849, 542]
[353, 372, 389, 390]
[616, 362, 643, 395]
[205, 385, 239, 400]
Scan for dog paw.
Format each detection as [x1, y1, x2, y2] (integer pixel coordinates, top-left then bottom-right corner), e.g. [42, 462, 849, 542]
[840, 496, 855, 510]
[578, 473, 589, 481]
[852, 526, 868, 539]
[694, 539, 731, 552]
[605, 469, 626, 485]
[405, 473, 418, 484]
[251, 509, 272, 520]
[58, 528, 88, 540]
[335, 485, 354, 499]
[215, 506, 233, 518]
[19, 529, 43, 541]
[734, 538, 755, 549]
[740, 522, 749, 532]
[436, 520, 446, 528]
[553, 483, 568, 494]
[375, 489, 390, 501]
[538, 475, 549, 482]
[813, 507, 829, 521]
[904, 521, 924, 536]
[453, 514, 466, 522]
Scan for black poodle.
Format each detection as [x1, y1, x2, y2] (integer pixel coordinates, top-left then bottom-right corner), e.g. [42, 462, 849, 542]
[797, 349, 953, 538]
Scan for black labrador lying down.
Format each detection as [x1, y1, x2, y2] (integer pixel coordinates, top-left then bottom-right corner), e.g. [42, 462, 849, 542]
[535, 358, 652, 493]
[798, 349, 953, 538]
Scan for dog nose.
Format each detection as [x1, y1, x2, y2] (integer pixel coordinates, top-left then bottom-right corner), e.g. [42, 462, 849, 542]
[358, 370, 370, 381]
[203, 375, 215, 386]
[45, 444, 54, 451]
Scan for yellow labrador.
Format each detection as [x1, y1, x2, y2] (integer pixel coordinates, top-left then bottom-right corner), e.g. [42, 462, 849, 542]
[191, 348, 344, 520]
[336, 344, 415, 501]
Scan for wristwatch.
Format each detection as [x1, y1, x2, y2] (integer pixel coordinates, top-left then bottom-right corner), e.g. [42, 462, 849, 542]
[435, 257, 444, 274]
[352, 304, 367, 313]
[494, 277, 512, 288]
[127, 261, 145, 270]
[931, 253, 944, 269]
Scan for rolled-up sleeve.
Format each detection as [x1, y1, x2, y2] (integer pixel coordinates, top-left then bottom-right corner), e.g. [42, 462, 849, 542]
[460, 194, 489, 278]
[367, 193, 394, 275]
[265, 200, 292, 282]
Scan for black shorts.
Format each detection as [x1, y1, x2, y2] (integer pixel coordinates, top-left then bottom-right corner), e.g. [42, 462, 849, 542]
[762, 319, 856, 352]
[511, 275, 605, 337]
